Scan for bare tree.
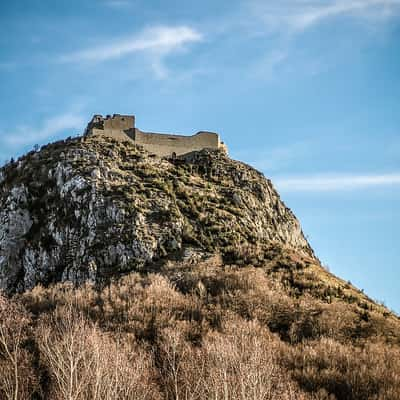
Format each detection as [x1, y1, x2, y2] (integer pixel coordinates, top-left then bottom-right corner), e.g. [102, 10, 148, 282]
[37, 304, 161, 400]
[0, 295, 36, 400]
[37, 306, 92, 400]
[157, 318, 308, 400]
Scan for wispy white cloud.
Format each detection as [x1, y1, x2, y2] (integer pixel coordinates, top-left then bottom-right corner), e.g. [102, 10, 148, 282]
[274, 173, 400, 192]
[238, 0, 400, 85]
[59, 25, 202, 63]
[57, 25, 203, 79]
[2, 113, 85, 147]
[250, 0, 400, 34]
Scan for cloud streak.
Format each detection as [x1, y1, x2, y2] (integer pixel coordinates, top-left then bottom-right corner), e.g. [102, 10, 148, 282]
[274, 173, 400, 192]
[58, 25, 203, 64]
[250, 0, 400, 33]
[2, 113, 85, 147]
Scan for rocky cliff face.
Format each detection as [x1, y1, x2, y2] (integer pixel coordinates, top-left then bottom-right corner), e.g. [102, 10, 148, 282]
[0, 135, 313, 293]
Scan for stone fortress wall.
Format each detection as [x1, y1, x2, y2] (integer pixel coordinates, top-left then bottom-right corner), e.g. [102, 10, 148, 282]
[84, 114, 228, 157]
[133, 129, 222, 157]
[86, 114, 135, 142]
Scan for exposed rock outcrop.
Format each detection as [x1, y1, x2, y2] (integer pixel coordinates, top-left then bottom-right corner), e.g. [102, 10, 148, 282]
[0, 135, 313, 293]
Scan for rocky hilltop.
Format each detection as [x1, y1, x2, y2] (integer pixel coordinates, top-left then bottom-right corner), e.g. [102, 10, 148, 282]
[0, 135, 312, 293]
[2, 133, 400, 400]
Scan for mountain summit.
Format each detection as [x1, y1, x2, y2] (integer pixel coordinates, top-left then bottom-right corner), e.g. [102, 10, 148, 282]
[0, 132, 311, 292]
[1, 123, 400, 400]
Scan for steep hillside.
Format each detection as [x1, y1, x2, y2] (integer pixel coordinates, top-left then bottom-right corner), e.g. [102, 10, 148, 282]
[0, 134, 399, 400]
[0, 135, 311, 293]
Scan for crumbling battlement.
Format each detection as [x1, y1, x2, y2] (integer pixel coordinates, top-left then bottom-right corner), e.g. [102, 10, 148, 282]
[84, 114, 228, 157]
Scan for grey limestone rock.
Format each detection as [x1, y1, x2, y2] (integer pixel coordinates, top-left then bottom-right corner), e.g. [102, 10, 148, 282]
[0, 135, 314, 293]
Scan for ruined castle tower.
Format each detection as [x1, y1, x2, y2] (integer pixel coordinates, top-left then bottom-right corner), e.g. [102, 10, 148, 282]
[84, 114, 228, 157]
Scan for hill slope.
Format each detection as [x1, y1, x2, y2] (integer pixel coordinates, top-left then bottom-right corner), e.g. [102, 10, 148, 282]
[0, 135, 312, 292]
[0, 134, 399, 400]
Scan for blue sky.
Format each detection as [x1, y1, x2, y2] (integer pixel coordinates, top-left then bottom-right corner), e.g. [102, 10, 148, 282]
[1, 0, 399, 311]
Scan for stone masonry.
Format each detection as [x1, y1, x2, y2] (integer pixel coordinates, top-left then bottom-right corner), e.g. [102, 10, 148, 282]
[84, 114, 228, 157]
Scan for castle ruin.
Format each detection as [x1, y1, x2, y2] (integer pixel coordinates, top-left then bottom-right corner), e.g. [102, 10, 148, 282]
[84, 114, 228, 157]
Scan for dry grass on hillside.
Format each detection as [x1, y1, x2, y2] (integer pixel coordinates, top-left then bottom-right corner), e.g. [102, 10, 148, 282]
[1, 255, 400, 400]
